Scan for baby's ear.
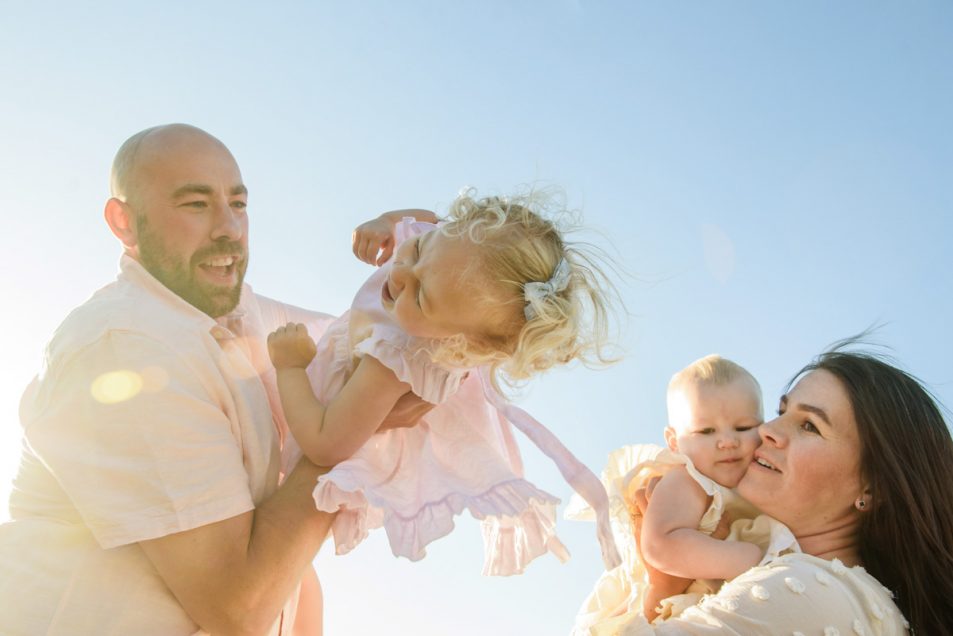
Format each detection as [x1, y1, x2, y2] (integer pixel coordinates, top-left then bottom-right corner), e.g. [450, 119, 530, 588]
[663, 426, 679, 452]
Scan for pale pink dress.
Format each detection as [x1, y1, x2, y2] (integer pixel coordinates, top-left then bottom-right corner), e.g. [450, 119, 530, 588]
[286, 219, 620, 576]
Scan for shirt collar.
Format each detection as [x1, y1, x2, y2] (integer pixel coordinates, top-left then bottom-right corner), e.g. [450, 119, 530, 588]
[118, 254, 248, 341]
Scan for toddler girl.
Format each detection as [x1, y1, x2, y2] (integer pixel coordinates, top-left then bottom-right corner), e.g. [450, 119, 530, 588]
[268, 190, 621, 575]
[568, 355, 782, 633]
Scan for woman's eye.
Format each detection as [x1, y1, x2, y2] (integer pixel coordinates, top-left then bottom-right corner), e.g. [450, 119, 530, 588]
[801, 420, 820, 434]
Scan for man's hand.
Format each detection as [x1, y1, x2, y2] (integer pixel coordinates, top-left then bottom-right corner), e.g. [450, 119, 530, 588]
[352, 216, 396, 266]
[377, 390, 434, 430]
[268, 323, 317, 370]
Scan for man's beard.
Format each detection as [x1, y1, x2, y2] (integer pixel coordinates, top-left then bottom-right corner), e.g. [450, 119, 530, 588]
[135, 215, 248, 318]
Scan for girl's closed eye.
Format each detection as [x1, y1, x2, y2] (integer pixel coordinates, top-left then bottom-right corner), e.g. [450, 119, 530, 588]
[414, 238, 423, 307]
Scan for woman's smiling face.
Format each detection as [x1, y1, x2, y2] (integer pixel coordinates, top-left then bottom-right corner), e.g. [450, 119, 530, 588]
[738, 369, 866, 537]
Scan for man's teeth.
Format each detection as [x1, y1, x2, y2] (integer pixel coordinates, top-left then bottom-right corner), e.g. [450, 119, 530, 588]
[756, 458, 780, 472]
[206, 257, 235, 267]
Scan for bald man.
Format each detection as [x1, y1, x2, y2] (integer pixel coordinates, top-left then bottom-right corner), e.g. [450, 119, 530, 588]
[0, 125, 421, 635]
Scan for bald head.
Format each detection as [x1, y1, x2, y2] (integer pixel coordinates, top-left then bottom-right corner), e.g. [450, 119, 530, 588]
[110, 124, 233, 207]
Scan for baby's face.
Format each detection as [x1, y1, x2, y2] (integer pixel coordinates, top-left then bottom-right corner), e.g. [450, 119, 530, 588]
[382, 230, 500, 341]
[665, 379, 763, 488]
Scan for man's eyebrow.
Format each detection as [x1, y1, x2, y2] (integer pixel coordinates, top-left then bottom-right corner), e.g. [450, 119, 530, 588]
[171, 184, 248, 198]
[781, 394, 833, 427]
[172, 184, 213, 198]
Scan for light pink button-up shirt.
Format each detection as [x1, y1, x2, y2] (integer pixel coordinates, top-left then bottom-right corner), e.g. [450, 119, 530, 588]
[0, 255, 332, 635]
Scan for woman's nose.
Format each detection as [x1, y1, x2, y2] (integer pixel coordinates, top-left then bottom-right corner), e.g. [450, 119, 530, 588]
[759, 416, 787, 447]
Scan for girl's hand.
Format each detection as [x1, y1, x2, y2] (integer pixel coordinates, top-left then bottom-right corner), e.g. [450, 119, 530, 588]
[268, 323, 317, 369]
[352, 216, 396, 266]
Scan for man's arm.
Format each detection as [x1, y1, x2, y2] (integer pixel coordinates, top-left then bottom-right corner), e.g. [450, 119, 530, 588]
[139, 459, 333, 636]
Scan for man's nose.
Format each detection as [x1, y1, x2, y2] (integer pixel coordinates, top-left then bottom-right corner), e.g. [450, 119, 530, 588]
[211, 202, 244, 241]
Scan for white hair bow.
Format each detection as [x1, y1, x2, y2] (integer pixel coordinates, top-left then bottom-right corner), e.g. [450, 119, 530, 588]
[524, 258, 571, 320]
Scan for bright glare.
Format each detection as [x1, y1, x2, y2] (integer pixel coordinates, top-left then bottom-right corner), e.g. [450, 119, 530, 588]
[90, 370, 143, 404]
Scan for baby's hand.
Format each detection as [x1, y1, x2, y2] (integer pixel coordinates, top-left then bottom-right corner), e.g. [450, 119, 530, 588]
[268, 323, 317, 369]
[352, 216, 396, 266]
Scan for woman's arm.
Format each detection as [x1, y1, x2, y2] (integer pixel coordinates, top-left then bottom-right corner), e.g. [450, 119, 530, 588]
[640, 467, 763, 581]
[269, 323, 411, 466]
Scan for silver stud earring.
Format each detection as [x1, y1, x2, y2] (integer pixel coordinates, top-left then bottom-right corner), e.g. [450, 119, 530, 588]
[855, 498, 867, 510]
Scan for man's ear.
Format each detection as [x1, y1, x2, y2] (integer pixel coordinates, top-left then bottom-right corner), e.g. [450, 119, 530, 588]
[663, 426, 679, 452]
[104, 198, 137, 250]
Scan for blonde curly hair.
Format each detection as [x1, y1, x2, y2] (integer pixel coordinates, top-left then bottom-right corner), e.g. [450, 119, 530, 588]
[429, 189, 619, 391]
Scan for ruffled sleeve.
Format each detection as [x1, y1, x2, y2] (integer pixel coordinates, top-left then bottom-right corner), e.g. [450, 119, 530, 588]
[393, 216, 437, 246]
[352, 322, 468, 404]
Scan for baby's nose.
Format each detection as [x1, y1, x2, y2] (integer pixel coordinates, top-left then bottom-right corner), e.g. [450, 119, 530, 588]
[717, 436, 739, 449]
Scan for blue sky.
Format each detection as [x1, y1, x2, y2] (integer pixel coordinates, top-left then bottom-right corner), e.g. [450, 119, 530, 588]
[1, 2, 951, 634]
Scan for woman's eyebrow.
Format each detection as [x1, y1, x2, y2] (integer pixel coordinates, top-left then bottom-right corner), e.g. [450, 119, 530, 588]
[780, 394, 832, 426]
[798, 403, 832, 427]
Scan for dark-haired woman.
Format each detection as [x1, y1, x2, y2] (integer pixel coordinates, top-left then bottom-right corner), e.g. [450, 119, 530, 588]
[618, 350, 953, 635]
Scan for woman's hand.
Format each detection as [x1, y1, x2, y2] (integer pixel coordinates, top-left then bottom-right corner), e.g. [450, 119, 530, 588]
[631, 477, 695, 605]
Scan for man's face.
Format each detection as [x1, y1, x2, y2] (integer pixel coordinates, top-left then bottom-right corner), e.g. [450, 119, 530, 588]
[127, 131, 249, 317]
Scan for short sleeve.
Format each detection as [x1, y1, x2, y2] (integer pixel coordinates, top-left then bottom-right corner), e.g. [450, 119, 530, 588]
[352, 323, 468, 404]
[22, 331, 256, 549]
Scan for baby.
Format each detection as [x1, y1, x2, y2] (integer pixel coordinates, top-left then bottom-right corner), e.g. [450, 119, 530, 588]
[569, 354, 764, 632]
[269, 190, 621, 576]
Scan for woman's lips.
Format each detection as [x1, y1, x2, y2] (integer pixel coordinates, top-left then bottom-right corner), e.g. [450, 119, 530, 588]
[752, 456, 782, 473]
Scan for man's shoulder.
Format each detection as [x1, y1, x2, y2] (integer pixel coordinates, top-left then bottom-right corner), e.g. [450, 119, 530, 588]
[47, 279, 203, 363]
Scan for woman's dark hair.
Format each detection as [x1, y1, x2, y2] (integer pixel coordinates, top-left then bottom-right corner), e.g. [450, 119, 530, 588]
[793, 348, 953, 634]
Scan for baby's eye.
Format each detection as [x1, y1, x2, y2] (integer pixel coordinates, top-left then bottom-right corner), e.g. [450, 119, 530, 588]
[696, 428, 716, 435]
[736, 425, 756, 432]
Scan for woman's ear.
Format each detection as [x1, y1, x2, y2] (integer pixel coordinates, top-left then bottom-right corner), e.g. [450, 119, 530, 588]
[854, 484, 872, 512]
[663, 426, 679, 452]
[104, 198, 137, 250]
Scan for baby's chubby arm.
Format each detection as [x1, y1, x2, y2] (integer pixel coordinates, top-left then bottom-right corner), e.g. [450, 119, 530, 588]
[352, 208, 439, 266]
[640, 466, 763, 581]
[268, 323, 412, 466]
